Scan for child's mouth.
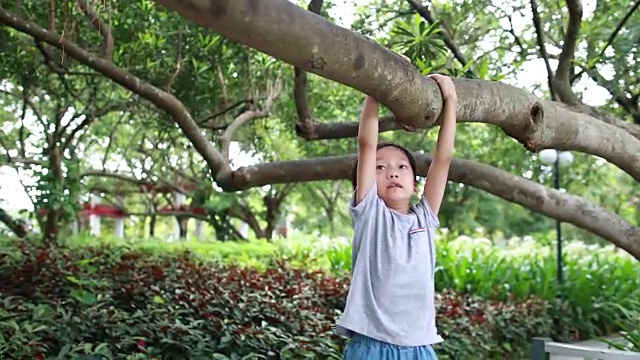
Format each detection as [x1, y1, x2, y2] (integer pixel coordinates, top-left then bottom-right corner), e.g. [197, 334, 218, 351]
[388, 182, 403, 189]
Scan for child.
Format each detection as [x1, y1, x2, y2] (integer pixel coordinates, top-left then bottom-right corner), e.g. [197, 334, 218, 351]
[334, 61, 457, 360]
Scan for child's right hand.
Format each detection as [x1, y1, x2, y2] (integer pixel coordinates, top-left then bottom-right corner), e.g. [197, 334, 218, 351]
[427, 74, 458, 103]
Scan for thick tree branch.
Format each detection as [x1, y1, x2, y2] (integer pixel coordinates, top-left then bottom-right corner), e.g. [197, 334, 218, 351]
[82, 170, 152, 187]
[225, 152, 640, 260]
[82, 169, 201, 196]
[300, 103, 640, 142]
[552, 0, 582, 104]
[2, 156, 43, 166]
[0, 9, 232, 182]
[149, 0, 640, 183]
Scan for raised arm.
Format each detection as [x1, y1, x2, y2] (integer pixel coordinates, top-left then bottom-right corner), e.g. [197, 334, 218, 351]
[354, 95, 379, 204]
[423, 74, 458, 215]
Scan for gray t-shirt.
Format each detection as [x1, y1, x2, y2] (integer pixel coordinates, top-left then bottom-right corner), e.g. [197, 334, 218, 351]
[335, 181, 443, 346]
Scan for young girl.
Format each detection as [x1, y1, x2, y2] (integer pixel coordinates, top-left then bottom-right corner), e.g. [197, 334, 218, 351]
[335, 63, 457, 360]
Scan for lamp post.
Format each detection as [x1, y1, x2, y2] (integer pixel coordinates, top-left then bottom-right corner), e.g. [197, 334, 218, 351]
[538, 149, 574, 296]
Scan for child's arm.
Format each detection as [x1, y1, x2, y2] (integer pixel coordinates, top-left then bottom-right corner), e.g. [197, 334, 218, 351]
[423, 74, 458, 215]
[354, 95, 379, 204]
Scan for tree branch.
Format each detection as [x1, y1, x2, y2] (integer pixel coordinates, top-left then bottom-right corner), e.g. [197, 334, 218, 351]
[149, 0, 640, 183]
[126, 210, 209, 222]
[552, 0, 582, 104]
[220, 78, 281, 159]
[76, 0, 114, 59]
[227, 152, 640, 260]
[165, 25, 184, 91]
[60, 101, 132, 151]
[529, 0, 556, 100]
[504, 15, 528, 60]
[0, 207, 27, 238]
[405, 0, 472, 76]
[292, 0, 322, 132]
[296, 114, 400, 140]
[571, 0, 640, 83]
[198, 99, 252, 128]
[0, 9, 232, 182]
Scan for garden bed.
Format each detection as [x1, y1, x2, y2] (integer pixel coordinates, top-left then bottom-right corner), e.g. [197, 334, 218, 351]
[0, 237, 567, 359]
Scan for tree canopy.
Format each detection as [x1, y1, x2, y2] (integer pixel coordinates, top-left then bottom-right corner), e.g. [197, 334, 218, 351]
[0, 0, 639, 259]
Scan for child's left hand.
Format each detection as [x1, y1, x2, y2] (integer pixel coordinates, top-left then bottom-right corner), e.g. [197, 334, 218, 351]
[427, 74, 457, 103]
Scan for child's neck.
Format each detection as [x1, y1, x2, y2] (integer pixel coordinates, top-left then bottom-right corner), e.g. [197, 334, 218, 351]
[385, 201, 411, 214]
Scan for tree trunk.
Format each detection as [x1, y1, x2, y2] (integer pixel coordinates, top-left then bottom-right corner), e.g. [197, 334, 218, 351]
[263, 195, 282, 241]
[149, 215, 156, 237]
[178, 216, 188, 238]
[43, 145, 64, 242]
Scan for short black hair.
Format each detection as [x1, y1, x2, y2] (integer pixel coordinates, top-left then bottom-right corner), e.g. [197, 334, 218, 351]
[350, 142, 418, 190]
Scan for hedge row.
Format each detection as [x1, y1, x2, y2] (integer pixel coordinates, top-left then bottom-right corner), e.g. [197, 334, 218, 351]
[0, 238, 560, 359]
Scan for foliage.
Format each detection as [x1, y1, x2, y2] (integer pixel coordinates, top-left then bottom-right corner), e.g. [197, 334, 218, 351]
[1, 0, 639, 248]
[0, 235, 572, 359]
[599, 300, 640, 353]
[0, 237, 345, 359]
[277, 232, 640, 341]
[61, 234, 280, 270]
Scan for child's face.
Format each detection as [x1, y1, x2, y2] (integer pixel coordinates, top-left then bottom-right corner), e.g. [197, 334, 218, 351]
[375, 146, 417, 205]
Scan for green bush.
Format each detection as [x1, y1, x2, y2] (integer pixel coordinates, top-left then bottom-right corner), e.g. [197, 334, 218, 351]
[289, 233, 640, 341]
[60, 234, 280, 269]
[1, 237, 556, 359]
[0, 239, 345, 359]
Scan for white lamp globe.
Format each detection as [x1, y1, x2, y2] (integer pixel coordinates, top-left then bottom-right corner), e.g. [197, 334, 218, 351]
[539, 149, 558, 164]
[558, 151, 574, 166]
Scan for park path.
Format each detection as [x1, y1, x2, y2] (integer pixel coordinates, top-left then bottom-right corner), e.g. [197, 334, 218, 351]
[549, 334, 631, 360]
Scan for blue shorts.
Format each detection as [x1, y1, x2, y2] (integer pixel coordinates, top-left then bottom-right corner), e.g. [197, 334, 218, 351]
[342, 333, 439, 360]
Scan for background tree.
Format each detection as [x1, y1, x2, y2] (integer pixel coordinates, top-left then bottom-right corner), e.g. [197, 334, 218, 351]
[0, 0, 639, 259]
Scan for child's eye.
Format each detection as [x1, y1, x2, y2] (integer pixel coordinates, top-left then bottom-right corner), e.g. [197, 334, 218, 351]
[400, 164, 408, 169]
[376, 165, 384, 170]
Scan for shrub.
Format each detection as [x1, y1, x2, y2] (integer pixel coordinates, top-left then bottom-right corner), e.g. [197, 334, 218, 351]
[434, 290, 552, 358]
[0, 239, 346, 359]
[289, 234, 640, 341]
[1, 237, 555, 359]
[61, 234, 280, 269]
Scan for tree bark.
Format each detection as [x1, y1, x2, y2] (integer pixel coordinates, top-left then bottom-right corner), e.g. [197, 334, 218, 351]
[147, 0, 640, 182]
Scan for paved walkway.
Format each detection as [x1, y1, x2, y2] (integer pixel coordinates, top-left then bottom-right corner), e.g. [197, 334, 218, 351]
[550, 334, 632, 360]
